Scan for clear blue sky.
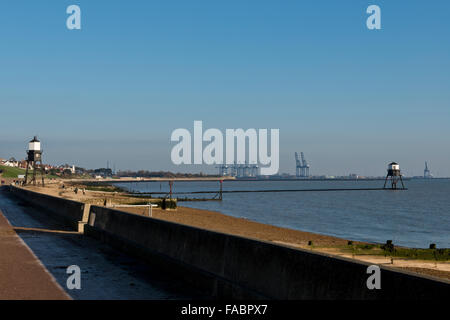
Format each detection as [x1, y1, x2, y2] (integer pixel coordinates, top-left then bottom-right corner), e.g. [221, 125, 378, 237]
[0, 1, 449, 176]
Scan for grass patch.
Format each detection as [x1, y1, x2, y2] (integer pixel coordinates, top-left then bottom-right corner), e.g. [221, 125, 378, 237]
[390, 248, 450, 261]
[342, 243, 450, 261]
[0, 165, 26, 178]
[0, 165, 59, 179]
[71, 181, 127, 193]
[83, 185, 124, 192]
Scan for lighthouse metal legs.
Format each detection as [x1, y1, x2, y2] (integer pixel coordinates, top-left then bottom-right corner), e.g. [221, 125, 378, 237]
[383, 175, 405, 190]
[383, 174, 388, 189]
[24, 160, 45, 186]
[399, 175, 405, 189]
[32, 161, 36, 185]
[24, 163, 30, 185]
[40, 161, 45, 186]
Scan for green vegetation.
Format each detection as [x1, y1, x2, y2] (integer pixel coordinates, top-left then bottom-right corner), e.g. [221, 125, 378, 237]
[72, 181, 126, 193]
[389, 247, 450, 261]
[83, 185, 124, 192]
[0, 165, 26, 178]
[343, 243, 450, 261]
[0, 165, 60, 180]
[161, 198, 177, 209]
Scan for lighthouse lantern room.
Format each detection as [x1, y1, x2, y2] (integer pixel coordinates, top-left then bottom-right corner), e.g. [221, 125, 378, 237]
[383, 162, 405, 190]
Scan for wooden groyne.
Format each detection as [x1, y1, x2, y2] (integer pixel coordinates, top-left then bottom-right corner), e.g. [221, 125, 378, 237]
[128, 187, 407, 201]
[129, 187, 407, 196]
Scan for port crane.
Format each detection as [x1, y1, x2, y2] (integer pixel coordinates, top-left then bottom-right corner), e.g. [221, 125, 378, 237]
[295, 152, 310, 178]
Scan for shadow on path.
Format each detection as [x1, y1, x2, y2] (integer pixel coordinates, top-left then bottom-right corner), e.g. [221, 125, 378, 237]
[0, 188, 206, 300]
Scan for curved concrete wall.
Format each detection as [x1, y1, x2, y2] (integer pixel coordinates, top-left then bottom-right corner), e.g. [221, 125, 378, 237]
[9, 186, 89, 232]
[86, 205, 450, 299]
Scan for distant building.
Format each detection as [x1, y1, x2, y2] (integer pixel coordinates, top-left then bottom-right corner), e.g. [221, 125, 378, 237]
[424, 162, 433, 178]
[2, 158, 19, 167]
[58, 164, 76, 174]
[93, 168, 113, 178]
[18, 160, 32, 169]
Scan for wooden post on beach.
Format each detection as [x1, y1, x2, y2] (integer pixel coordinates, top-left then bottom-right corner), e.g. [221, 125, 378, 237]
[169, 181, 173, 199]
[219, 180, 223, 200]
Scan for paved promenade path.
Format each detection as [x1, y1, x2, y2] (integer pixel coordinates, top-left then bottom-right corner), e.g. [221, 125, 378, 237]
[0, 210, 70, 300]
[0, 188, 204, 300]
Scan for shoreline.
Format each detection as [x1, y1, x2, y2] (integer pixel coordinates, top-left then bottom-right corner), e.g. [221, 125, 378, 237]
[13, 184, 450, 281]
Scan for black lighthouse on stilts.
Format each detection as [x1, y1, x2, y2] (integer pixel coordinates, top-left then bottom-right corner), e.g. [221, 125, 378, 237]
[24, 136, 45, 186]
[383, 162, 405, 190]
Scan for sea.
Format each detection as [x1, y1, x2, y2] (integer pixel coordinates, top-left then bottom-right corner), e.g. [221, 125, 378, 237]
[114, 179, 450, 248]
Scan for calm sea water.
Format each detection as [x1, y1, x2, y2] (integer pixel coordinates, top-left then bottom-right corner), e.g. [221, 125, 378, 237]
[115, 179, 450, 248]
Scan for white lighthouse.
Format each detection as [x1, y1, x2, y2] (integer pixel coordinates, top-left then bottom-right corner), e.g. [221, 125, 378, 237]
[24, 136, 45, 186]
[383, 162, 405, 190]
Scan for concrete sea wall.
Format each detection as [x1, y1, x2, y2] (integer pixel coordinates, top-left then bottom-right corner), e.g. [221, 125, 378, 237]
[8, 186, 450, 299]
[85, 205, 450, 299]
[9, 186, 89, 232]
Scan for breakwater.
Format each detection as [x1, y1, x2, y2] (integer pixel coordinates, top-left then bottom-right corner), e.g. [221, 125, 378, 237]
[7, 186, 450, 299]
